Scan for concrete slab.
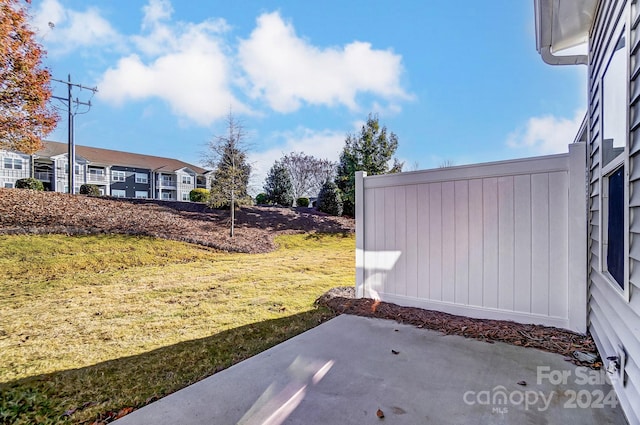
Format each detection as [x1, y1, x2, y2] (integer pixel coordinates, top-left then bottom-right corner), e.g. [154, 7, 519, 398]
[114, 314, 627, 425]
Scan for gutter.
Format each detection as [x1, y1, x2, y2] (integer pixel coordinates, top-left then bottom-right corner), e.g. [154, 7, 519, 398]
[534, 0, 589, 66]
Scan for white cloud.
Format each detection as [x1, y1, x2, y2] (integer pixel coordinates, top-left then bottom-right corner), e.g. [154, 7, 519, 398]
[248, 128, 346, 194]
[506, 110, 585, 155]
[31, 0, 122, 54]
[238, 12, 410, 113]
[98, 3, 246, 126]
[141, 0, 173, 30]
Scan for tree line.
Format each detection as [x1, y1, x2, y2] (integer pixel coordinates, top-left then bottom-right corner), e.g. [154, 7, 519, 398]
[205, 112, 403, 223]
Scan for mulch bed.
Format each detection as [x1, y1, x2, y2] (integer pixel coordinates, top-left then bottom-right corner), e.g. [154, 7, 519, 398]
[0, 189, 354, 253]
[316, 288, 601, 369]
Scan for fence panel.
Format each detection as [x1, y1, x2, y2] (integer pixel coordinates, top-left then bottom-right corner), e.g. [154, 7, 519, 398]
[355, 144, 587, 332]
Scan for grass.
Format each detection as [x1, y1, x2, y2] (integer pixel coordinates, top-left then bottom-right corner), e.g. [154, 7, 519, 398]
[0, 233, 354, 424]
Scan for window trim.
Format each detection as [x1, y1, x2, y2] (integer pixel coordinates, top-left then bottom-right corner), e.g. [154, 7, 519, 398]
[599, 19, 631, 302]
[111, 189, 126, 198]
[135, 173, 148, 184]
[112, 170, 126, 182]
[3, 158, 22, 170]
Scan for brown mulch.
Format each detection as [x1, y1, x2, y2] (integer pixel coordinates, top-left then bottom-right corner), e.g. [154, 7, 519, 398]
[0, 189, 354, 253]
[316, 288, 601, 368]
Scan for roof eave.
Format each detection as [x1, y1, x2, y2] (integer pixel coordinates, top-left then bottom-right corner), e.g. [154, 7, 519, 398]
[534, 0, 595, 66]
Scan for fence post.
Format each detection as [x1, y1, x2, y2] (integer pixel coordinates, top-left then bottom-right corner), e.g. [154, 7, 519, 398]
[355, 171, 366, 298]
[568, 141, 588, 333]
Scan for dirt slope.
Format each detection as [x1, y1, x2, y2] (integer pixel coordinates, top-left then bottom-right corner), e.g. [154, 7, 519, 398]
[0, 189, 354, 253]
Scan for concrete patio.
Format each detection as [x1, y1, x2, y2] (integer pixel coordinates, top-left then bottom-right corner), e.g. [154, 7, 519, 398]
[114, 314, 626, 425]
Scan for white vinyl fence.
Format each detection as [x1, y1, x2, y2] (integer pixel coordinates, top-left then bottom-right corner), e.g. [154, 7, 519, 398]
[355, 142, 587, 333]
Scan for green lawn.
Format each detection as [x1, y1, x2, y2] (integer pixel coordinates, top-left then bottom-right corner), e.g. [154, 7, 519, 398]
[0, 233, 354, 424]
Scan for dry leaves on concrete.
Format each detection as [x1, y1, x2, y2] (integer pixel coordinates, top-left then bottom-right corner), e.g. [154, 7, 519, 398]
[317, 289, 600, 368]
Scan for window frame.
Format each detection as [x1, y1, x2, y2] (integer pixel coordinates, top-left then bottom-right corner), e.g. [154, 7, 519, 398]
[112, 170, 126, 182]
[135, 173, 148, 184]
[3, 158, 22, 170]
[135, 190, 148, 199]
[599, 20, 631, 302]
[111, 189, 126, 198]
[182, 175, 192, 185]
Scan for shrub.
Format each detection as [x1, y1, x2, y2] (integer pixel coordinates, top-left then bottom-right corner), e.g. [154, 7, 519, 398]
[79, 184, 101, 196]
[264, 162, 294, 206]
[189, 188, 210, 203]
[296, 197, 310, 207]
[317, 181, 343, 216]
[255, 193, 269, 205]
[15, 178, 44, 191]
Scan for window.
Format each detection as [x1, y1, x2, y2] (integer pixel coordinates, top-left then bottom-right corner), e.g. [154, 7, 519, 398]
[182, 175, 192, 185]
[604, 166, 625, 289]
[112, 171, 126, 182]
[3, 158, 22, 169]
[161, 177, 174, 186]
[4, 182, 13, 188]
[63, 164, 81, 174]
[182, 192, 189, 201]
[112, 189, 126, 198]
[135, 173, 148, 184]
[161, 192, 172, 200]
[135, 191, 148, 199]
[602, 31, 626, 167]
[600, 23, 628, 298]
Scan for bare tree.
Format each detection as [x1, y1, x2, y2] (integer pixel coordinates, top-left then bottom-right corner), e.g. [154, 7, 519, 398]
[278, 152, 336, 203]
[203, 113, 251, 237]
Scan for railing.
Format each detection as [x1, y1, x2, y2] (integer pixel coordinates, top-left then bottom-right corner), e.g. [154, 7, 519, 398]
[157, 179, 176, 189]
[34, 172, 53, 182]
[87, 173, 107, 183]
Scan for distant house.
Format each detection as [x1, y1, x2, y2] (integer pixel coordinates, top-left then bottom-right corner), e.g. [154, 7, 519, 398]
[0, 141, 211, 201]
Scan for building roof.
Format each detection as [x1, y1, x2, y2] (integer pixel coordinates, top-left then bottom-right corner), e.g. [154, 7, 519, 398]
[35, 141, 208, 174]
[534, 0, 598, 65]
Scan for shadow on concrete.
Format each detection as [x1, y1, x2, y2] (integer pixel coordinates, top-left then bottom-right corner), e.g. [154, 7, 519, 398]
[0, 309, 336, 424]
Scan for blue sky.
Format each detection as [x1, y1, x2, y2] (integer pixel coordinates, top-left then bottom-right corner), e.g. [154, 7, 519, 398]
[28, 0, 587, 192]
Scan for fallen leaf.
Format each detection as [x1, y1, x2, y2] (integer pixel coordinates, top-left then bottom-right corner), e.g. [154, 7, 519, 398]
[517, 380, 527, 386]
[376, 408, 384, 418]
[391, 349, 399, 355]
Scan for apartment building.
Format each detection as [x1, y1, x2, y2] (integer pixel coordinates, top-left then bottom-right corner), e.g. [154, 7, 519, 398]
[0, 141, 210, 201]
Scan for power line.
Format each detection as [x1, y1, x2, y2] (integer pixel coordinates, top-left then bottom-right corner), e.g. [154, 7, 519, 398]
[51, 75, 98, 194]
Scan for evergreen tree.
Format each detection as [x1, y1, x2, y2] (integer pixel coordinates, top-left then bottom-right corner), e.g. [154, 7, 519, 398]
[264, 161, 294, 206]
[204, 113, 251, 237]
[317, 180, 343, 216]
[335, 113, 403, 216]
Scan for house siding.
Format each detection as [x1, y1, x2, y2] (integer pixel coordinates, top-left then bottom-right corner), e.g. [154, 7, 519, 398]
[588, 0, 640, 423]
[110, 166, 151, 198]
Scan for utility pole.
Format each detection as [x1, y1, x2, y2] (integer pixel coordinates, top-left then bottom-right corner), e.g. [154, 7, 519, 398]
[51, 75, 97, 194]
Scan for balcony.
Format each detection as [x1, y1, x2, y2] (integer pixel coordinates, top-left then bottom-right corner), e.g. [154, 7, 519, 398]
[87, 173, 107, 183]
[157, 179, 177, 190]
[34, 172, 53, 182]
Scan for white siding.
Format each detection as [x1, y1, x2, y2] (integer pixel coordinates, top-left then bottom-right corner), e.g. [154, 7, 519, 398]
[587, 0, 640, 423]
[356, 148, 587, 332]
